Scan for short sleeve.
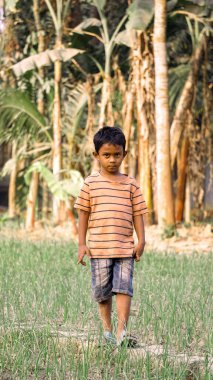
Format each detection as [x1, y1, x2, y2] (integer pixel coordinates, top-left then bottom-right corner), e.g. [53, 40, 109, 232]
[74, 180, 90, 212]
[132, 181, 148, 216]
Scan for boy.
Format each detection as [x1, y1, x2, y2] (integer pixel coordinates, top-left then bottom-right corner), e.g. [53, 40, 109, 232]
[74, 126, 148, 346]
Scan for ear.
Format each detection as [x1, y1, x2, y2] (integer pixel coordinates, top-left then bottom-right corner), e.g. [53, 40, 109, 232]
[123, 150, 128, 158]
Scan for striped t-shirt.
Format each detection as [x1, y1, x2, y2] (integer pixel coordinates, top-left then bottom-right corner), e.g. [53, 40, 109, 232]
[74, 171, 148, 258]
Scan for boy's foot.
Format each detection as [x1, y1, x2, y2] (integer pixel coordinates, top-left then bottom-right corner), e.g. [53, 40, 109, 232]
[103, 331, 117, 345]
[117, 330, 138, 348]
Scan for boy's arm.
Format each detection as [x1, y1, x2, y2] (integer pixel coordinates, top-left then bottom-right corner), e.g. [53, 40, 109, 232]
[133, 214, 145, 262]
[78, 209, 91, 266]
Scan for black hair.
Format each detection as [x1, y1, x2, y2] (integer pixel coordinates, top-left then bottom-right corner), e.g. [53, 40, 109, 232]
[93, 126, 126, 153]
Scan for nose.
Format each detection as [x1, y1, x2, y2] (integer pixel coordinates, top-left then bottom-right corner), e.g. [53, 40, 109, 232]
[109, 156, 116, 163]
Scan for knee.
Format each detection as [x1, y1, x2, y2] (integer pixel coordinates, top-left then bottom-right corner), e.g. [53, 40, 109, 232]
[99, 297, 112, 305]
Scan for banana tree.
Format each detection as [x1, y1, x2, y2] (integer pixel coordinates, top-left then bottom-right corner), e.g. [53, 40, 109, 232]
[63, 81, 102, 167]
[25, 162, 84, 236]
[115, 0, 155, 222]
[0, 89, 51, 219]
[73, 1, 155, 204]
[12, 36, 83, 226]
[154, 0, 175, 227]
[168, 1, 212, 221]
[0, 0, 20, 218]
[170, 32, 207, 168]
[41, 0, 76, 224]
[72, 0, 128, 128]
[25, 0, 74, 229]
[0, 87, 90, 230]
[25, 0, 46, 230]
[167, 0, 212, 221]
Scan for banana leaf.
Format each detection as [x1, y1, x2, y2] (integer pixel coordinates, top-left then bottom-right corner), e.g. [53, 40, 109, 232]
[24, 162, 84, 200]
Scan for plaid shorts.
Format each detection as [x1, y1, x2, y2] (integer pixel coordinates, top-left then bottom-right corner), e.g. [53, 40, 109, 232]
[90, 258, 134, 303]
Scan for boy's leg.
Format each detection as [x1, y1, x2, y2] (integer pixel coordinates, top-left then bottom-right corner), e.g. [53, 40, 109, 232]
[98, 297, 112, 332]
[116, 293, 131, 340]
[112, 258, 134, 342]
[91, 258, 114, 335]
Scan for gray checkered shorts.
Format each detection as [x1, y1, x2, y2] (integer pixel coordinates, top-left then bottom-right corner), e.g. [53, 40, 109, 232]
[90, 258, 134, 303]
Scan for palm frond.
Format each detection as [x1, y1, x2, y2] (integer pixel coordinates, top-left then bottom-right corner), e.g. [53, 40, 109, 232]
[0, 158, 17, 178]
[25, 162, 84, 200]
[169, 64, 190, 112]
[12, 49, 84, 76]
[63, 82, 102, 138]
[0, 90, 50, 144]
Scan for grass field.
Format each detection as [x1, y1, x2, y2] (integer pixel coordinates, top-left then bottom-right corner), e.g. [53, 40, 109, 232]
[0, 240, 212, 379]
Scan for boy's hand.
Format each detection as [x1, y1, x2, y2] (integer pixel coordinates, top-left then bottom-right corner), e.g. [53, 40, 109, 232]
[133, 242, 145, 262]
[78, 245, 91, 266]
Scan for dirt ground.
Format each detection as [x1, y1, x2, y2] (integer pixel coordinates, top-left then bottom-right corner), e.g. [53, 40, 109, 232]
[0, 222, 212, 254]
[145, 223, 212, 254]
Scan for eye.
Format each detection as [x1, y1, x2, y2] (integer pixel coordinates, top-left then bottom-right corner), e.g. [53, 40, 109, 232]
[104, 154, 109, 157]
[115, 153, 121, 157]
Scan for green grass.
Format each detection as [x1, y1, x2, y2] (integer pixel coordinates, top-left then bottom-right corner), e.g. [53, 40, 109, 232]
[0, 240, 212, 379]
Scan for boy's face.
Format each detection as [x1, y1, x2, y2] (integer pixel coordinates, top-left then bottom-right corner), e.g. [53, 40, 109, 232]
[93, 143, 127, 175]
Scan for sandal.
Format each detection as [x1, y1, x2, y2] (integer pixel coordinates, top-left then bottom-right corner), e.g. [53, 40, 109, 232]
[117, 330, 138, 347]
[103, 331, 117, 345]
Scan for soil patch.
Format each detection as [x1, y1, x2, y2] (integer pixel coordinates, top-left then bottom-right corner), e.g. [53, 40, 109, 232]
[0, 223, 212, 254]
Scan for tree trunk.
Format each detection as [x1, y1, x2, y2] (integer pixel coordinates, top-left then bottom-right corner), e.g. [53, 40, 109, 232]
[175, 132, 189, 222]
[66, 200, 78, 237]
[85, 75, 95, 152]
[98, 47, 114, 128]
[184, 176, 191, 223]
[129, 130, 137, 178]
[122, 91, 134, 174]
[143, 33, 155, 223]
[8, 142, 17, 218]
[52, 36, 62, 224]
[98, 75, 114, 128]
[26, 0, 45, 230]
[86, 76, 100, 173]
[170, 36, 205, 168]
[123, 88, 134, 149]
[132, 31, 152, 223]
[122, 77, 135, 174]
[113, 56, 133, 174]
[153, 0, 175, 226]
[26, 171, 39, 230]
[42, 179, 49, 220]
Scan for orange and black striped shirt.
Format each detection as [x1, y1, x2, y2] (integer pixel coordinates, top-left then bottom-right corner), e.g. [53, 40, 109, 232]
[74, 171, 148, 258]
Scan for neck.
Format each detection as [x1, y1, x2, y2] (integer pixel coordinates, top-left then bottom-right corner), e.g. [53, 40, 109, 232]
[99, 169, 123, 178]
